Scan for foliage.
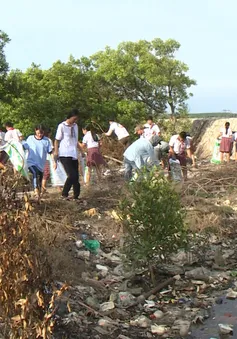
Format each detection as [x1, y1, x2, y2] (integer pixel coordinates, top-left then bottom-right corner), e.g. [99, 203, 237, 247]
[119, 168, 187, 266]
[0, 34, 196, 136]
[0, 170, 65, 338]
[0, 30, 10, 103]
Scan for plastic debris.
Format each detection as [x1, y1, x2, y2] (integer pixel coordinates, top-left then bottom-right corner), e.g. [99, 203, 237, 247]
[100, 301, 115, 312]
[117, 292, 136, 307]
[151, 324, 168, 335]
[96, 264, 109, 277]
[83, 239, 100, 254]
[130, 315, 151, 328]
[218, 323, 233, 334]
[226, 288, 237, 299]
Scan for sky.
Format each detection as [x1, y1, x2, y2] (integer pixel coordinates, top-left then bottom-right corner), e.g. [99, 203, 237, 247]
[1, 0, 237, 113]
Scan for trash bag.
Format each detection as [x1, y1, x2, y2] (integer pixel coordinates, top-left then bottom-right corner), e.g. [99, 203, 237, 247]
[211, 140, 221, 164]
[49, 157, 67, 187]
[169, 158, 182, 181]
[1, 140, 29, 179]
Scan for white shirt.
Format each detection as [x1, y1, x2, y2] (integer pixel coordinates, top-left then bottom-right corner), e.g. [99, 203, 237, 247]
[5, 129, 22, 142]
[82, 131, 99, 149]
[169, 134, 190, 154]
[220, 127, 232, 138]
[106, 122, 129, 140]
[143, 123, 160, 140]
[55, 122, 78, 159]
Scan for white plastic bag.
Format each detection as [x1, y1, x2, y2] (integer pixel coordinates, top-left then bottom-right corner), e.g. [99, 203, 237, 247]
[49, 157, 67, 187]
[169, 158, 182, 181]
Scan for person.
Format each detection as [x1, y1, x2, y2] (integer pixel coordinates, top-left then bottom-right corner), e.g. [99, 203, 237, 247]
[134, 124, 145, 138]
[143, 116, 160, 140]
[169, 131, 190, 180]
[186, 133, 196, 167]
[123, 135, 160, 181]
[4, 122, 23, 142]
[41, 128, 54, 193]
[23, 125, 53, 199]
[217, 122, 232, 163]
[154, 140, 170, 169]
[54, 109, 82, 201]
[0, 129, 7, 170]
[81, 125, 106, 184]
[105, 119, 130, 149]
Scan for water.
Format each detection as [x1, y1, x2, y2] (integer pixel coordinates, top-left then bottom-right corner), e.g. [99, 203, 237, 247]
[189, 298, 237, 338]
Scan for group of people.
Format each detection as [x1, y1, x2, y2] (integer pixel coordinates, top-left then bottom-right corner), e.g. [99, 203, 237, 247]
[0, 110, 196, 201]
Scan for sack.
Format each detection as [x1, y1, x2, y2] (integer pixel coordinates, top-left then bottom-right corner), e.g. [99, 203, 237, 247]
[49, 157, 67, 186]
[169, 158, 182, 182]
[211, 140, 221, 164]
[1, 140, 29, 179]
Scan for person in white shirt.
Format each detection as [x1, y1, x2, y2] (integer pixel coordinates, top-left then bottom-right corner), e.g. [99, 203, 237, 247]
[81, 125, 106, 184]
[217, 122, 232, 163]
[169, 131, 190, 180]
[4, 122, 23, 142]
[143, 116, 161, 140]
[105, 119, 130, 149]
[54, 109, 82, 200]
[0, 129, 7, 170]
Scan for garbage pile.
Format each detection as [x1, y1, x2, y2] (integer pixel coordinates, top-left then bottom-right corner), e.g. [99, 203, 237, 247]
[52, 223, 237, 339]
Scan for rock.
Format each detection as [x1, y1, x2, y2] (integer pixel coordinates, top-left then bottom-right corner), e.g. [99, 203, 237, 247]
[127, 287, 143, 296]
[223, 249, 235, 259]
[75, 240, 84, 249]
[150, 324, 168, 335]
[117, 292, 136, 307]
[226, 288, 237, 299]
[130, 315, 151, 328]
[215, 297, 223, 304]
[218, 323, 233, 334]
[96, 264, 109, 277]
[185, 267, 210, 282]
[76, 250, 90, 260]
[100, 301, 115, 312]
[98, 318, 114, 328]
[157, 264, 184, 276]
[173, 319, 191, 337]
[113, 264, 125, 276]
[153, 310, 164, 319]
[86, 296, 100, 310]
[171, 250, 198, 266]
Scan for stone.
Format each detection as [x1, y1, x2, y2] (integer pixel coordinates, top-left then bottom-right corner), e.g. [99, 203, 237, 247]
[130, 315, 151, 328]
[150, 324, 168, 335]
[185, 267, 210, 282]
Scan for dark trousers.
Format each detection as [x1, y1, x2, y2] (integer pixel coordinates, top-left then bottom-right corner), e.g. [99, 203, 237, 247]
[119, 136, 130, 150]
[29, 166, 43, 189]
[59, 157, 80, 199]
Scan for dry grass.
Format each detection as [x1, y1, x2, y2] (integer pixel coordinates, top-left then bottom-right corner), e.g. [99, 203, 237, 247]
[183, 163, 237, 233]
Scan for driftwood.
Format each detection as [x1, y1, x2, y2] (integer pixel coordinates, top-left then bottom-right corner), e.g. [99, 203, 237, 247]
[126, 275, 179, 308]
[104, 155, 123, 164]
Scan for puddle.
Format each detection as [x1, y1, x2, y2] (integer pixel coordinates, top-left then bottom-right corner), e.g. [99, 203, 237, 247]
[189, 298, 237, 338]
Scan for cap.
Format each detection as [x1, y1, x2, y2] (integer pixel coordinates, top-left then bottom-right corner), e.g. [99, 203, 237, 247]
[134, 124, 145, 134]
[150, 135, 162, 147]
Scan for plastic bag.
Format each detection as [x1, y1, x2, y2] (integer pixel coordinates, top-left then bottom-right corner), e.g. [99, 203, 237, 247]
[83, 239, 100, 254]
[49, 157, 67, 186]
[1, 140, 29, 179]
[211, 140, 221, 164]
[169, 158, 182, 181]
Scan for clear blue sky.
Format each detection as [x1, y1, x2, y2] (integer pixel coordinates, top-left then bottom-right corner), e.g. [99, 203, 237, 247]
[2, 0, 237, 113]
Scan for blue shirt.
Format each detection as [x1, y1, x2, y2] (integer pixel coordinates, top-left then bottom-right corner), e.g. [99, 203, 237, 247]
[24, 136, 52, 172]
[123, 138, 156, 169]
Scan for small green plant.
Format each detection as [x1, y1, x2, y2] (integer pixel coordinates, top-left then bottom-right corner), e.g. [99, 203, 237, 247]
[119, 168, 187, 268]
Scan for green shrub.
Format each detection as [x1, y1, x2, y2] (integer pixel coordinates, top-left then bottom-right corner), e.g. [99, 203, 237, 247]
[119, 168, 187, 267]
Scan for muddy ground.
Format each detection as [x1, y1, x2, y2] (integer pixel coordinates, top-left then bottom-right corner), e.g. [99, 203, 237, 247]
[16, 161, 237, 339]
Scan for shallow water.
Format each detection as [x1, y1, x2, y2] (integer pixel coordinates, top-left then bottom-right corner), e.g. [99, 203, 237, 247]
[189, 298, 237, 339]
